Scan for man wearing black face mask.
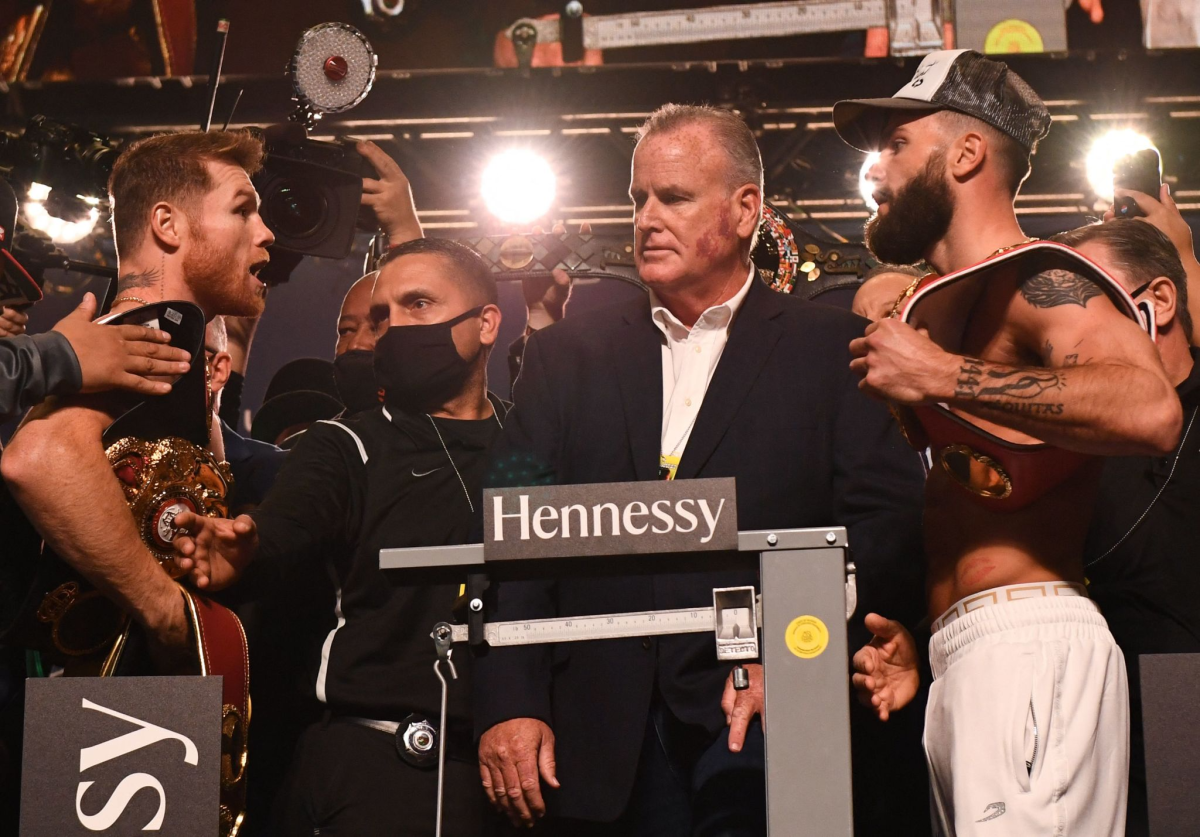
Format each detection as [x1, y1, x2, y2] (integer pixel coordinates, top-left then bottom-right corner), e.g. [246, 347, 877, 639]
[172, 237, 506, 837]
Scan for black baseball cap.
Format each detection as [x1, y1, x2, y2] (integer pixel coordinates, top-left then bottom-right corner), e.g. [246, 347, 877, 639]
[251, 357, 344, 445]
[833, 49, 1051, 153]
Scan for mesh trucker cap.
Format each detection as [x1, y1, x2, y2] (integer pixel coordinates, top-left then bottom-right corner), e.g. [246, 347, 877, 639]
[833, 49, 1051, 153]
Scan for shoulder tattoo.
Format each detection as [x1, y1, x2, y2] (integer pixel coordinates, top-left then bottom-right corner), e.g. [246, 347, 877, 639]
[1019, 269, 1103, 309]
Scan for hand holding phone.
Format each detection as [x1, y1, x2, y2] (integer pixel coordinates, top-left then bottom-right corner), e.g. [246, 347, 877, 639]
[1113, 149, 1162, 219]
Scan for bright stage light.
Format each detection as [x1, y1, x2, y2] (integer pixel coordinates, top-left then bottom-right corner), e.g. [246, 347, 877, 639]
[22, 182, 101, 245]
[1086, 130, 1157, 202]
[481, 149, 556, 224]
[859, 152, 881, 211]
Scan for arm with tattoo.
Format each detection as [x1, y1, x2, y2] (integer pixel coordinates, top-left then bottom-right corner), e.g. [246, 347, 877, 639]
[851, 268, 1182, 456]
[935, 268, 1181, 454]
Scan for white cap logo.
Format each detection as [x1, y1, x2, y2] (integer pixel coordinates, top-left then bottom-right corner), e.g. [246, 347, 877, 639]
[893, 49, 970, 102]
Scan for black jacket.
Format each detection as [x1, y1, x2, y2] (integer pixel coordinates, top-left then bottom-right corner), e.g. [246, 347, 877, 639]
[473, 275, 926, 821]
[0, 331, 80, 422]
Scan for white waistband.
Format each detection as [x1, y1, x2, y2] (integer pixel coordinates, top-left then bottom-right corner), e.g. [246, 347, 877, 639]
[932, 581, 1087, 635]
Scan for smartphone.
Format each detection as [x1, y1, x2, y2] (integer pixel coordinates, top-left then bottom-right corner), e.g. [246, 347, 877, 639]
[1113, 148, 1162, 219]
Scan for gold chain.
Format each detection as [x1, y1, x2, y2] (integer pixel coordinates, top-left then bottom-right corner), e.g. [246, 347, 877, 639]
[111, 295, 153, 307]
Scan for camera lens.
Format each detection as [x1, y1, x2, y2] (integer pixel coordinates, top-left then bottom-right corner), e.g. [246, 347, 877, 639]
[265, 180, 328, 239]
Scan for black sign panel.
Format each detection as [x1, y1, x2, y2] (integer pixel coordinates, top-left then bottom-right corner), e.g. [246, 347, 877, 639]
[1141, 653, 1200, 837]
[21, 676, 221, 836]
[483, 477, 738, 561]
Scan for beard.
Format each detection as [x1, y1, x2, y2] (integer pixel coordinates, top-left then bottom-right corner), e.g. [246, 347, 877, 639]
[183, 227, 265, 318]
[864, 151, 955, 267]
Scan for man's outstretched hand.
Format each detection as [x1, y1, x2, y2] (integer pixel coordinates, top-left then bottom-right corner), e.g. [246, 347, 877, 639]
[54, 293, 191, 395]
[478, 718, 560, 827]
[721, 663, 764, 753]
[851, 613, 920, 722]
[171, 511, 259, 592]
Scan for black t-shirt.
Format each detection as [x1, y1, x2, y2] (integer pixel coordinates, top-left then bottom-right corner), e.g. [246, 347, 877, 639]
[248, 396, 506, 721]
[1086, 348, 1200, 656]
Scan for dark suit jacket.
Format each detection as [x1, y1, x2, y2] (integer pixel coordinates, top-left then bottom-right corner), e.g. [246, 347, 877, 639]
[474, 274, 925, 822]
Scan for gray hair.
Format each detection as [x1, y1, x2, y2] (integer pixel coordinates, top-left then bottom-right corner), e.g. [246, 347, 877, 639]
[636, 104, 765, 239]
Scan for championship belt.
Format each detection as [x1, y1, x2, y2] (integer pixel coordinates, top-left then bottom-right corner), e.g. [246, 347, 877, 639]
[21, 302, 251, 836]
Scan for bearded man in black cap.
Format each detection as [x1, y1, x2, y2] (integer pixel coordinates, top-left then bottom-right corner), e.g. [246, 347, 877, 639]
[837, 50, 1182, 835]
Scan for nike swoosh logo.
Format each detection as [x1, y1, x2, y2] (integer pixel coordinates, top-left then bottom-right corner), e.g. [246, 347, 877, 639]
[412, 466, 443, 478]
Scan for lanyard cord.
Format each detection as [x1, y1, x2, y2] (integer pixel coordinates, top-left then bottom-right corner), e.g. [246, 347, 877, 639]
[1087, 404, 1198, 568]
[425, 403, 504, 514]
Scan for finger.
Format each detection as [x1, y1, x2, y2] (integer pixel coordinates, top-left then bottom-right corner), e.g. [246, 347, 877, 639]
[500, 762, 533, 823]
[916, 327, 930, 339]
[75, 292, 98, 321]
[479, 762, 499, 807]
[487, 764, 510, 813]
[356, 141, 400, 177]
[864, 612, 903, 640]
[362, 177, 384, 194]
[538, 735, 560, 789]
[1, 308, 28, 325]
[848, 358, 869, 376]
[852, 647, 876, 675]
[1161, 182, 1178, 211]
[515, 756, 546, 817]
[129, 324, 176, 344]
[233, 515, 257, 536]
[728, 701, 752, 752]
[118, 338, 191, 361]
[721, 675, 736, 719]
[124, 356, 191, 378]
[114, 374, 173, 396]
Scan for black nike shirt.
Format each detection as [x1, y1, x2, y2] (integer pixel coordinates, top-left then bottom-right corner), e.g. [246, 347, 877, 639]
[246, 396, 506, 721]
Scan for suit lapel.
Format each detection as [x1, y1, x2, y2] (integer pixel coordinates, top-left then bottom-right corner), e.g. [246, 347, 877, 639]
[676, 276, 785, 481]
[614, 301, 665, 481]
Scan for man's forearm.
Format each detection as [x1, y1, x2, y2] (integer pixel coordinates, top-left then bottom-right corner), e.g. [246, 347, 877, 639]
[934, 355, 1181, 456]
[2, 408, 183, 636]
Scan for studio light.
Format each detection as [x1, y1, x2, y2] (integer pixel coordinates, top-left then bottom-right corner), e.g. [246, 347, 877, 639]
[481, 149, 556, 225]
[24, 182, 99, 245]
[1086, 130, 1157, 202]
[859, 152, 881, 211]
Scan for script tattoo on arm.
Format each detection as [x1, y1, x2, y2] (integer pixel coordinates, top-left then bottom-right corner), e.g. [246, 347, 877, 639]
[115, 267, 160, 292]
[954, 357, 1067, 416]
[1019, 269, 1103, 309]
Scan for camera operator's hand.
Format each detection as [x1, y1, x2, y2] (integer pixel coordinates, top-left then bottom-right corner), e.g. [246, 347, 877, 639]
[53, 292, 191, 395]
[0, 306, 28, 338]
[1074, 0, 1103, 24]
[357, 140, 423, 245]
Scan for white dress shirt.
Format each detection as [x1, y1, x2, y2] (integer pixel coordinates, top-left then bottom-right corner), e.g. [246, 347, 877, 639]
[649, 267, 756, 464]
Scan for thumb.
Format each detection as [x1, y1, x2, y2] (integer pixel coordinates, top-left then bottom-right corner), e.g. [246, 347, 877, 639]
[1161, 182, 1178, 211]
[864, 612, 903, 640]
[74, 292, 97, 320]
[538, 731, 560, 788]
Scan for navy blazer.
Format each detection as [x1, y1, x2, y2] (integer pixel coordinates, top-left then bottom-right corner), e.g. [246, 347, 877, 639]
[474, 274, 925, 822]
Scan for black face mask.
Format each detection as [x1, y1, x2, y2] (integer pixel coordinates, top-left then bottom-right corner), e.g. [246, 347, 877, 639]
[333, 349, 382, 415]
[373, 306, 484, 413]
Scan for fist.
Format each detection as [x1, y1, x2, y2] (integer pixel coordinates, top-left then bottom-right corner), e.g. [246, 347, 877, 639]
[848, 319, 950, 405]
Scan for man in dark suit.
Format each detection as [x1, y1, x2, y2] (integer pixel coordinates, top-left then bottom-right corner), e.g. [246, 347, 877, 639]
[474, 104, 927, 836]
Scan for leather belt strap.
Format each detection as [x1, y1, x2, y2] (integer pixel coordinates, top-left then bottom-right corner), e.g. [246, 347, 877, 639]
[180, 587, 250, 837]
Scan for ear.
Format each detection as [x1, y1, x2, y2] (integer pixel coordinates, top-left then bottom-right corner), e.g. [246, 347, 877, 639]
[208, 350, 233, 394]
[947, 131, 987, 181]
[148, 201, 184, 251]
[478, 303, 502, 348]
[1145, 276, 1179, 332]
[733, 184, 762, 243]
